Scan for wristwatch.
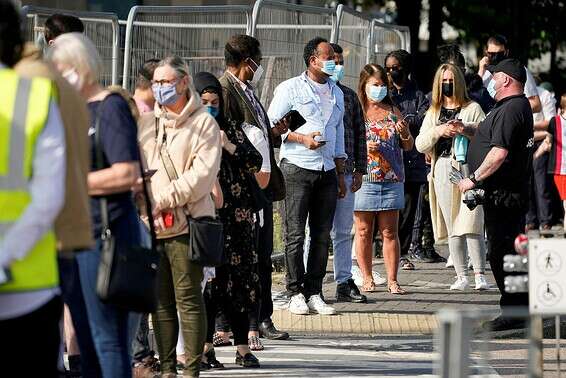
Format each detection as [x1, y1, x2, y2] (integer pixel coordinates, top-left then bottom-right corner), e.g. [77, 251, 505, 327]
[469, 173, 480, 186]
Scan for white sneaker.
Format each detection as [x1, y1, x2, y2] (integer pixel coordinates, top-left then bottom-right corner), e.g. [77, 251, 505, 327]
[352, 265, 386, 286]
[450, 276, 469, 291]
[288, 293, 309, 315]
[307, 294, 337, 315]
[445, 255, 454, 268]
[474, 274, 490, 291]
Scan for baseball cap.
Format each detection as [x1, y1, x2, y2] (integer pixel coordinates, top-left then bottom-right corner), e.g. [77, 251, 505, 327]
[486, 58, 526, 84]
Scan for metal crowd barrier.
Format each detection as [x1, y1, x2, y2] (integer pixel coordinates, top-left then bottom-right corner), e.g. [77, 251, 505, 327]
[21, 5, 120, 86]
[121, 5, 253, 90]
[121, 1, 410, 97]
[250, 0, 336, 105]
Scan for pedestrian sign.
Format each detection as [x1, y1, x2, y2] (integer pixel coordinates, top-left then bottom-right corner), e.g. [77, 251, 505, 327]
[529, 237, 566, 314]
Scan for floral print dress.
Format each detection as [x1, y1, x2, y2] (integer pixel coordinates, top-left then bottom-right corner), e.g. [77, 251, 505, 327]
[365, 111, 405, 183]
[214, 118, 263, 313]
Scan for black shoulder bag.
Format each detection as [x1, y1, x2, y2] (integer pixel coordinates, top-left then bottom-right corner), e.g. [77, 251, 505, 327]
[94, 101, 160, 313]
[156, 118, 226, 267]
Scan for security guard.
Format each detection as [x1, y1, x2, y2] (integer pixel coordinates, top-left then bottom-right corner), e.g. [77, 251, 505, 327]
[0, 1, 66, 376]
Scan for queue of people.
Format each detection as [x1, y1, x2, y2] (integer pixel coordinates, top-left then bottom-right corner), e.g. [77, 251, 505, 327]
[2, 1, 566, 377]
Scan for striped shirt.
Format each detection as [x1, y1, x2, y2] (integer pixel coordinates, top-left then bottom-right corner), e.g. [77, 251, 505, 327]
[547, 114, 566, 175]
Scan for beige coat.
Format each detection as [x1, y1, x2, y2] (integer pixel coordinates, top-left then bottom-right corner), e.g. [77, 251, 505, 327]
[415, 101, 485, 242]
[138, 84, 222, 239]
[15, 43, 93, 252]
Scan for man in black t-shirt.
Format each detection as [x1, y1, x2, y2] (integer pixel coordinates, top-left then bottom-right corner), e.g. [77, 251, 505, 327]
[453, 59, 534, 332]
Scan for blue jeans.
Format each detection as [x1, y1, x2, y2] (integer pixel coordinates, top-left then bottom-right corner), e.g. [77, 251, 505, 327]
[58, 256, 102, 378]
[331, 174, 355, 284]
[76, 213, 142, 378]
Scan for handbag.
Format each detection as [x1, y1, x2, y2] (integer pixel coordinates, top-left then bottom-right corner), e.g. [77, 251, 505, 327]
[94, 99, 160, 313]
[157, 119, 226, 267]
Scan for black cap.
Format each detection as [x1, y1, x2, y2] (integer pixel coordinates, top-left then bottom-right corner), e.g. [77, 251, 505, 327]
[486, 58, 526, 84]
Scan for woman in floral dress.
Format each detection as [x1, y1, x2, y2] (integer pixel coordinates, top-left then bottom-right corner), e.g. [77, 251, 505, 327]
[353, 64, 414, 295]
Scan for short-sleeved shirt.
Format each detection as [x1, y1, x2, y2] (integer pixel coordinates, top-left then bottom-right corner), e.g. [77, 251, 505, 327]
[88, 93, 140, 234]
[467, 94, 534, 196]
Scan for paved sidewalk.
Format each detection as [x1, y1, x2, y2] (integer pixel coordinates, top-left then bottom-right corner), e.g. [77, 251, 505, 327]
[271, 245, 501, 335]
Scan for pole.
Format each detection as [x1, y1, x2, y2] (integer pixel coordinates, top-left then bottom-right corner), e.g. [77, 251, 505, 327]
[528, 315, 544, 378]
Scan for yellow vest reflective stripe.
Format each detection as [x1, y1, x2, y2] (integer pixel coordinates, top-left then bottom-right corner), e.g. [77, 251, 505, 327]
[0, 69, 59, 293]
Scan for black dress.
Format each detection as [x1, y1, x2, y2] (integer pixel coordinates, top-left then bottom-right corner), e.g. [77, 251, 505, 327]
[214, 117, 263, 314]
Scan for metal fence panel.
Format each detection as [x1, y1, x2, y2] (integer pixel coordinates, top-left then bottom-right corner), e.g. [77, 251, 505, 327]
[371, 19, 410, 67]
[251, 0, 336, 106]
[333, 5, 372, 91]
[21, 5, 120, 86]
[121, 5, 252, 91]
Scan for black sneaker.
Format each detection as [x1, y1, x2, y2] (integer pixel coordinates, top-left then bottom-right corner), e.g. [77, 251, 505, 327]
[483, 316, 527, 332]
[336, 279, 367, 303]
[408, 245, 435, 263]
[423, 246, 446, 263]
[235, 351, 260, 368]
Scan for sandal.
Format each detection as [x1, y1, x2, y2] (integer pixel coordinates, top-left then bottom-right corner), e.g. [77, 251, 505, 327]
[213, 332, 232, 347]
[361, 279, 379, 292]
[248, 335, 264, 351]
[400, 257, 415, 271]
[388, 281, 406, 295]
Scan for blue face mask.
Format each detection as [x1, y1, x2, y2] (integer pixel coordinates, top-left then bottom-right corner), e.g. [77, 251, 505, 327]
[206, 105, 219, 118]
[366, 84, 388, 102]
[330, 64, 345, 82]
[152, 82, 181, 106]
[453, 134, 469, 163]
[487, 78, 498, 99]
[319, 59, 336, 76]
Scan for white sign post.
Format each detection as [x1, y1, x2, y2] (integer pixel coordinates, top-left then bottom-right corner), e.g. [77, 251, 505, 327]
[529, 237, 566, 315]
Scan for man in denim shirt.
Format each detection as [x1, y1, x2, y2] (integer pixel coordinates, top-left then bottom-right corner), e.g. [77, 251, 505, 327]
[268, 37, 347, 316]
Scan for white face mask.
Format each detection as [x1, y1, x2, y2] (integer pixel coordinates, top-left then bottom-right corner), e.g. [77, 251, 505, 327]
[62, 68, 81, 91]
[247, 59, 264, 88]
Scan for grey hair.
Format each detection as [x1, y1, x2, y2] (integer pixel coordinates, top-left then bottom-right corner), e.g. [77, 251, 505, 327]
[46, 32, 102, 87]
[158, 55, 189, 79]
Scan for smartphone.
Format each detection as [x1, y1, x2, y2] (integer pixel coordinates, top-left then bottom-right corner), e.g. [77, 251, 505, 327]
[314, 135, 327, 146]
[279, 109, 307, 132]
[402, 113, 416, 123]
[143, 169, 157, 178]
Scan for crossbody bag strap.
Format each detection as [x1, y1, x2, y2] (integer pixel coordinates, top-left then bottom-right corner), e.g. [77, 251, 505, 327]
[94, 101, 111, 240]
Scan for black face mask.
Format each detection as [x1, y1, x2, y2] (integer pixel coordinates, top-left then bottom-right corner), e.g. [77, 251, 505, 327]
[442, 82, 454, 97]
[487, 51, 506, 66]
[389, 69, 405, 85]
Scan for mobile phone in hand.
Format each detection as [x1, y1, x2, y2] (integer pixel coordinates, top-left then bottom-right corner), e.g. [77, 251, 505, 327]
[314, 135, 327, 146]
[143, 169, 157, 178]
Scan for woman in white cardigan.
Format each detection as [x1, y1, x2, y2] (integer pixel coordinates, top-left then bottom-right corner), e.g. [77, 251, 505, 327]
[415, 64, 488, 291]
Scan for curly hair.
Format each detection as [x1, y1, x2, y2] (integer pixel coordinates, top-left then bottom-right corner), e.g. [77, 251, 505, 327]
[384, 49, 412, 72]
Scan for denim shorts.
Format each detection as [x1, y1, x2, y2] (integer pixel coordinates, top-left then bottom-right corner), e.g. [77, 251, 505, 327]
[354, 181, 405, 211]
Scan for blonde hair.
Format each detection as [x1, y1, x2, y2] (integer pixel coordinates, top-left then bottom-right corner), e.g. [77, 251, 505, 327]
[46, 32, 102, 88]
[429, 63, 470, 119]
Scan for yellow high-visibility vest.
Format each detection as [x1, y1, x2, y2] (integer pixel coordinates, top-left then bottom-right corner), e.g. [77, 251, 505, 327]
[0, 68, 58, 293]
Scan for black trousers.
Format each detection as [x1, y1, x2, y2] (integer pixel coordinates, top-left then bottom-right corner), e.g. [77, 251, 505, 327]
[399, 182, 423, 255]
[526, 142, 555, 227]
[0, 296, 63, 378]
[257, 201, 274, 323]
[484, 204, 529, 309]
[281, 160, 338, 298]
[411, 183, 434, 248]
